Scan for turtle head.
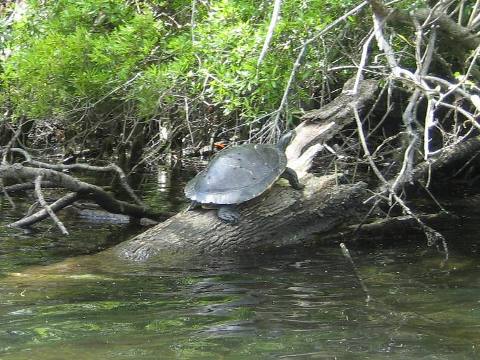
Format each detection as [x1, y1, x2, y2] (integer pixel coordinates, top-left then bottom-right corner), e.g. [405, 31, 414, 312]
[277, 130, 296, 152]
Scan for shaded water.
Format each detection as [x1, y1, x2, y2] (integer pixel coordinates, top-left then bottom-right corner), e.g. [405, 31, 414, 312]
[0, 168, 479, 359]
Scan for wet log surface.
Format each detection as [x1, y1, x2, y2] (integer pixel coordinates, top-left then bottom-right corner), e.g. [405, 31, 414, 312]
[115, 176, 368, 261]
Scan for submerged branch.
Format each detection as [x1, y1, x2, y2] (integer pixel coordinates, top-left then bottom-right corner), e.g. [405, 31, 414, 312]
[33, 175, 69, 235]
[0, 163, 171, 230]
[8, 193, 80, 229]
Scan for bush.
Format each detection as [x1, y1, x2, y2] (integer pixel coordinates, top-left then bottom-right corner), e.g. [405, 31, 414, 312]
[1, 0, 371, 144]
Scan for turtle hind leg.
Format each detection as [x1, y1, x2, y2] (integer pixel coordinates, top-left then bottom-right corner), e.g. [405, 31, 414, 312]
[281, 167, 304, 190]
[187, 201, 201, 211]
[217, 206, 240, 224]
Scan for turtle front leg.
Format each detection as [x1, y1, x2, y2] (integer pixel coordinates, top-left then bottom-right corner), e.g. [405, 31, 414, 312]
[217, 206, 240, 224]
[281, 167, 304, 190]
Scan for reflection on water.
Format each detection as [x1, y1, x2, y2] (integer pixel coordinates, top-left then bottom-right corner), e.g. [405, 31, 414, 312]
[0, 167, 479, 359]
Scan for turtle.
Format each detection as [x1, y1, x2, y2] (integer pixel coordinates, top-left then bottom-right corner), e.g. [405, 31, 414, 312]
[184, 131, 304, 224]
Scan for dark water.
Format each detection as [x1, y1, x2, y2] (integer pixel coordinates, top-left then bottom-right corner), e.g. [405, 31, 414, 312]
[0, 168, 479, 359]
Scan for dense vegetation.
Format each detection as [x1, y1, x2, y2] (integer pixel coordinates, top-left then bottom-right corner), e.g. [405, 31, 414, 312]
[1, 0, 366, 166]
[3, 0, 477, 167]
[1, 0, 479, 238]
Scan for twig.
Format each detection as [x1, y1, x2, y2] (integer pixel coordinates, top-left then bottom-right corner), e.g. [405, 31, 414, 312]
[191, 0, 197, 43]
[0, 178, 16, 209]
[33, 175, 69, 235]
[257, 0, 282, 67]
[1, 119, 25, 164]
[468, 0, 480, 27]
[340, 243, 371, 303]
[184, 96, 195, 145]
[8, 192, 80, 229]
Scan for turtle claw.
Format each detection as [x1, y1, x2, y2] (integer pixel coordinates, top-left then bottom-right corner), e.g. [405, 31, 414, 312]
[217, 206, 240, 224]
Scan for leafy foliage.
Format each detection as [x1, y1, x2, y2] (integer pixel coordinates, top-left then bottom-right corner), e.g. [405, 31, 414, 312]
[0, 0, 371, 149]
[2, 0, 162, 119]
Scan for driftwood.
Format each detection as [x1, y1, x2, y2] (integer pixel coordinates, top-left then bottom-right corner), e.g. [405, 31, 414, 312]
[115, 176, 368, 260]
[114, 79, 379, 261]
[114, 70, 480, 262]
[0, 163, 172, 227]
[115, 136, 480, 262]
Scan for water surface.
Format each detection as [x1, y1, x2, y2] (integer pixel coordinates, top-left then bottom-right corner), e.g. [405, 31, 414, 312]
[0, 168, 479, 359]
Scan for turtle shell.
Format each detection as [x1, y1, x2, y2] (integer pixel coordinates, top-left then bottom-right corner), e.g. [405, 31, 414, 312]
[185, 144, 287, 205]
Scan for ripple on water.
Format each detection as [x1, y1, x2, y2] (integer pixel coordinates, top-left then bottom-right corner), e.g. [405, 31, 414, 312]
[0, 178, 479, 359]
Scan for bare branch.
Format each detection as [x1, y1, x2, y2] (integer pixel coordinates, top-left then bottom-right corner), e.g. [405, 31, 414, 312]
[263, 1, 370, 139]
[0, 164, 170, 221]
[33, 175, 69, 235]
[4, 181, 58, 193]
[257, 0, 282, 67]
[8, 147, 144, 207]
[9, 193, 80, 229]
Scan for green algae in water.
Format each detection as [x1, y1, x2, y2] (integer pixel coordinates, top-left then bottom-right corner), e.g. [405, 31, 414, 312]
[1, 177, 480, 359]
[1, 246, 480, 359]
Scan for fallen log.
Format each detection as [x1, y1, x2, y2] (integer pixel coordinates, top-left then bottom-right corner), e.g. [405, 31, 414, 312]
[113, 73, 480, 262]
[115, 176, 369, 260]
[114, 79, 379, 261]
[116, 136, 480, 262]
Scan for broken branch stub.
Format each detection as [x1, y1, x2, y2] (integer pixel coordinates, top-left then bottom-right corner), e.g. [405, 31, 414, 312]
[286, 78, 379, 177]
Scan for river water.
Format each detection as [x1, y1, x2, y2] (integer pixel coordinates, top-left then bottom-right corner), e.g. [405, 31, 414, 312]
[0, 168, 479, 359]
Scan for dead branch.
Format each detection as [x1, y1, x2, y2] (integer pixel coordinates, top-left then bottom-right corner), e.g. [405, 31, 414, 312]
[8, 193, 81, 228]
[0, 163, 171, 230]
[33, 175, 69, 235]
[371, 0, 480, 51]
[410, 135, 480, 183]
[286, 78, 379, 166]
[4, 181, 59, 193]
[257, 0, 283, 67]
[9, 147, 144, 206]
